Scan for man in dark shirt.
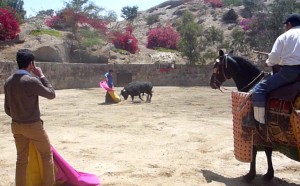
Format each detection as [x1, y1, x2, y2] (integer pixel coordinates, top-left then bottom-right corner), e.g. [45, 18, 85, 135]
[104, 69, 114, 88]
[4, 49, 56, 186]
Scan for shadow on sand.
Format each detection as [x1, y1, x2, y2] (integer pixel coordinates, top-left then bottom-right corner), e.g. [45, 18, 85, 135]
[201, 169, 300, 186]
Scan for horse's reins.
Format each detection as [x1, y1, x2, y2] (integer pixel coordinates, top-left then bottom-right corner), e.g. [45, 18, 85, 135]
[239, 71, 265, 92]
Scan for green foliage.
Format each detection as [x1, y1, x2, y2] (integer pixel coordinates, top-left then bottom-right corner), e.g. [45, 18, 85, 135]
[204, 26, 224, 46]
[65, 0, 88, 12]
[245, 0, 297, 52]
[0, 1, 8, 7]
[201, 48, 218, 63]
[37, 9, 54, 16]
[242, 0, 266, 15]
[230, 27, 250, 53]
[146, 14, 159, 26]
[30, 29, 61, 37]
[155, 47, 177, 53]
[222, 0, 242, 7]
[64, 0, 105, 19]
[111, 47, 130, 55]
[121, 5, 138, 21]
[81, 37, 101, 48]
[296, 2, 300, 12]
[6, 0, 26, 19]
[102, 10, 117, 22]
[79, 29, 102, 48]
[177, 11, 202, 65]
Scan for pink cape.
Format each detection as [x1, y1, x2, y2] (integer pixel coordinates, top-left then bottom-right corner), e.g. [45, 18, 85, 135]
[53, 146, 100, 186]
[99, 81, 113, 91]
[27, 142, 100, 186]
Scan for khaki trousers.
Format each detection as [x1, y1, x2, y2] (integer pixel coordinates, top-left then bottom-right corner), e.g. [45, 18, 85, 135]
[11, 120, 55, 186]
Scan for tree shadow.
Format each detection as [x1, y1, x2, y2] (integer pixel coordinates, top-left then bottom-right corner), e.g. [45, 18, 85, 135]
[201, 169, 300, 186]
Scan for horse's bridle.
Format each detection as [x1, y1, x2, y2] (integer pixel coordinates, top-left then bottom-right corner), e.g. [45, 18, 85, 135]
[211, 54, 230, 89]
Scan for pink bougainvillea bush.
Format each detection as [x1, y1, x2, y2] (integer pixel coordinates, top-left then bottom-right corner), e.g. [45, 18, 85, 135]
[112, 31, 139, 54]
[45, 9, 107, 34]
[240, 18, 252, 31]
[204, 0, 223, 8]
[0, 8, 20, 41]
[146, 26, 180, 50]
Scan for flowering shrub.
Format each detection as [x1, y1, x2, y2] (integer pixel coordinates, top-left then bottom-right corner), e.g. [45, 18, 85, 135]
[45, 15, 65, 29]
[125, 24, 134, 35]
[112, 31, 139, 54]
[240, 18, 252, 31]
[85, 18, 107, 33]
[146, 26, 180, 50]
[204, 0, 223, 8]
[45, 9, 107, 34]
[0, 8, 20, 41]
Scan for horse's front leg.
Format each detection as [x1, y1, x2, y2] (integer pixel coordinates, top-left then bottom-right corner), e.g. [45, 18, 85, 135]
[263, 147, 274, 181]
[243, 145, 257, 182]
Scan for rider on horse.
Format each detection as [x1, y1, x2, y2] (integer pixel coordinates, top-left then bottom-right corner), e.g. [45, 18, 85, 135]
[252, 13, 300, 127]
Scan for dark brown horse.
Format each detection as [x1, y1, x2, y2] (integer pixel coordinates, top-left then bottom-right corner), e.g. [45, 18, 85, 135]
[210, 50, 300, 182]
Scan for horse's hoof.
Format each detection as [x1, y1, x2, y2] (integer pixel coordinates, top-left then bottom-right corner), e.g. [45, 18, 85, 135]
[242, 173, 256, 182]
[263, 172, 274, 181]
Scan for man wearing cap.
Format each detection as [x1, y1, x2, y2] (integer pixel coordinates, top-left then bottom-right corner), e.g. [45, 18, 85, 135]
[251, 13, 300, 127]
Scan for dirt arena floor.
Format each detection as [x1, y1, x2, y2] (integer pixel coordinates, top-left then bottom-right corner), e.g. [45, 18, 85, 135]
[1, 86, 300, 186]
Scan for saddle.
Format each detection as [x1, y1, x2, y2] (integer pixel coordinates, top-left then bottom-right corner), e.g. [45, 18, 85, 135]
[268, 81, 300, 101]
[266, 80, 300, 161]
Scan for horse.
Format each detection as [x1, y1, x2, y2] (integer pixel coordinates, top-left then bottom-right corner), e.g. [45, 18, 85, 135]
[210, 50, 300, 182]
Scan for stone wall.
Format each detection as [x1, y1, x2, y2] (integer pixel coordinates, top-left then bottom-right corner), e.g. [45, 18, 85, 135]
[0, 62, 223, 94]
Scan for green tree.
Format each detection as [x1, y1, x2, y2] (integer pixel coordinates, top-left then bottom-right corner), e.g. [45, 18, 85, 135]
[37, 9, 54, 16]
[64, 0, 104, 19]
[230, 27, 250, 54]
[223, 0, 242, 7]
[0, 0, 26, 20]
[7, 0, 26, 18]
[146, 14, 159, 27]
[246, 0, 297, 52]
[0, 1, 8, 7]
[177, 11, 203, 65]
[121, 5, 138, 22]
[242, 0, 266, 14]
[102, 10, 117, 22]
[205, 26, 224, 46]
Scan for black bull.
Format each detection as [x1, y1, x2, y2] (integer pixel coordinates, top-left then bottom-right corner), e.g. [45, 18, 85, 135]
[120, 81, 153, 102]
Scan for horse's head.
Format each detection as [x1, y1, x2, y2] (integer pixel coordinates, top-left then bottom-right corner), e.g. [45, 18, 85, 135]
[210, 50, 233, 89]
[210, 50, 264, 92]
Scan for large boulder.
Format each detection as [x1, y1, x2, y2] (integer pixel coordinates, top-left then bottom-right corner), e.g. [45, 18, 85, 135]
[26, 34, 72, 62]
[70, 49, 109, 64]
[34, 45, 69, 62]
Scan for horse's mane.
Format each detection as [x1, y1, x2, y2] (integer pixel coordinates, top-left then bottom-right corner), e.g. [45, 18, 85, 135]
[230, 55, 261, 75]
[226, 55, 262, 91]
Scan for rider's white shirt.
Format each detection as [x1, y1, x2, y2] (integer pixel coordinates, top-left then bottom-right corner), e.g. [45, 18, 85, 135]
[266, 26, 300, 66]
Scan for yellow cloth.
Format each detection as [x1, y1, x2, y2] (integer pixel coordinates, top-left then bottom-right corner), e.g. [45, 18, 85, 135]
[26, 141, 43, 186]
[108, 90, 121, 102]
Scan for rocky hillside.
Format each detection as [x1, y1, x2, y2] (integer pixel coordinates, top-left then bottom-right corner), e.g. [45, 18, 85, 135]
[0, 0, 257, 65]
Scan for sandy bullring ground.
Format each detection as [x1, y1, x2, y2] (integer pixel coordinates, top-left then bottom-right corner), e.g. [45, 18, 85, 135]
[0, 86, 300, 186]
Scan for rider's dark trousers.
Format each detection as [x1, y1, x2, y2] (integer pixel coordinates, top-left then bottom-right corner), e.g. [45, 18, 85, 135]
[252, 65, 300, 107]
